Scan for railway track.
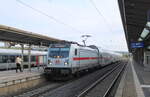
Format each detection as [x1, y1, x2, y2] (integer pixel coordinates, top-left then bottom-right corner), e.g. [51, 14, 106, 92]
[13, 61, 126, 97]
[78, 61, 127, 97]
[13, 80, 73, 97]
[13, 83, 63, 97]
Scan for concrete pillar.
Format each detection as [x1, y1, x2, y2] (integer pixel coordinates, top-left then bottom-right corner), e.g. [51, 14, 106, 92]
[21, 44, 24, 71]
[138, 49, 141, 64]
[28, 44, 31, 72]
[141, 48, 144, 65]
[143, 51, 146, 67]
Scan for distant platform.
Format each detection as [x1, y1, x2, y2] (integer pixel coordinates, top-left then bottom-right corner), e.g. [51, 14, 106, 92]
[0, 67, 44, 87]
[0, 67, 45, 96]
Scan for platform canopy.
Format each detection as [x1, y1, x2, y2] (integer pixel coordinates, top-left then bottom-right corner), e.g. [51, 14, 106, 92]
[0, 25, 68, 46]
[118, 0, 150, 52]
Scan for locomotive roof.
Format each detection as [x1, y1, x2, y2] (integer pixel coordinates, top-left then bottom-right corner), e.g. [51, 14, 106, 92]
[71, 44, 98, 51]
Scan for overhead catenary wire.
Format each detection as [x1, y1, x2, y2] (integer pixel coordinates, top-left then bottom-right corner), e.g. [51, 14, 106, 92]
[89, 0, 113, 32]
[47, 0, 78, 18]
[89, 0, 120, 50]
[16, 0, 84, 34]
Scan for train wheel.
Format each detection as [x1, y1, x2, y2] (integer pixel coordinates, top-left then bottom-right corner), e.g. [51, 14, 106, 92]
[74, 72, 80, 77]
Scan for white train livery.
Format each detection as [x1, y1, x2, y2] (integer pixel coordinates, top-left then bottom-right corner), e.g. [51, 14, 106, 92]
[0, 48, 47, 70]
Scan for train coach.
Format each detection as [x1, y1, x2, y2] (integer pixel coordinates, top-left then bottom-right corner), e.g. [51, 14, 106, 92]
[0, 48, 47, 70]
[44, 43, 121, 76]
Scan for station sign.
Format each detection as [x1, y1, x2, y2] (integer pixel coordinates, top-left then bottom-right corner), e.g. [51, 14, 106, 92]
[131, 42, 144, 48]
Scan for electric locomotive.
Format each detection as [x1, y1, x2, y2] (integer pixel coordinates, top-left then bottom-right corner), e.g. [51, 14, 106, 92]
[44, 43, 120, 76]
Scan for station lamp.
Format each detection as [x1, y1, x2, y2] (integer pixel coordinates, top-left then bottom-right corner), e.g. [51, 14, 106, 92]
[147, 46, 150, 49]
[146, 22, 150, 27]
[138, 37, 143, 41]
[140, 28, 150, 39]
[138, 22, 150, 42]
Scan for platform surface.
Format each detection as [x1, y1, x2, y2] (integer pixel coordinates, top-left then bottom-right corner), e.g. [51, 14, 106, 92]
[122, 62, 137, 97]
[0, 67, 44, 87]
[133, 60, 150, 97]
[116, 58, 150, 97]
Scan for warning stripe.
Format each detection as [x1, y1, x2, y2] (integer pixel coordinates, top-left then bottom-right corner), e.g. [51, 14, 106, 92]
[73, 57, 112, 61]
[73, 57, 98, 60]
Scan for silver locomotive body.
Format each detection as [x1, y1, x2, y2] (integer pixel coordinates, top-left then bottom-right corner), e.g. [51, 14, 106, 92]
[45, 43, 120, 76]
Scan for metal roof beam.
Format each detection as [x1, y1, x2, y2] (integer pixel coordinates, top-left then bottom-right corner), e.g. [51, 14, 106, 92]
[0, 25, 68, 47]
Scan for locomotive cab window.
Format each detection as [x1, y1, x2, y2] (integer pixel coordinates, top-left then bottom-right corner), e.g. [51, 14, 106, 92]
[75, 49, 77, 56]
[49, 48, 70, 58]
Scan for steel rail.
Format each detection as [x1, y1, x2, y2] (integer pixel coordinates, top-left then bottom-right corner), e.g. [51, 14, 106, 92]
[77, 63, 122, 97]
[102, 63, 126, 97]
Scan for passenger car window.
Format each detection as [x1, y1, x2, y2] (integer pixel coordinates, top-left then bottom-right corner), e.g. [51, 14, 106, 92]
[75, 49, 77, 56]
[0, 55, 2, 63]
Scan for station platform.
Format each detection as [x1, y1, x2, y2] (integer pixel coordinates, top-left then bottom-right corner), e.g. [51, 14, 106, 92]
[115, 59, 150, 97]
[0, 67, 46, 96]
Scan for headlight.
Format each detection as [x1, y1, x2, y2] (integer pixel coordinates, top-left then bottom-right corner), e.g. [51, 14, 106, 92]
[64, 62, 68, 65]
[49, 62, 52, 65]
[64, 59, 69, 65]
[48, 60, 52, 65]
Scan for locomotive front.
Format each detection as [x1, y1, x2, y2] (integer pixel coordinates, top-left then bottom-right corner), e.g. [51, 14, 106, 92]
[45, 44, 71, 75]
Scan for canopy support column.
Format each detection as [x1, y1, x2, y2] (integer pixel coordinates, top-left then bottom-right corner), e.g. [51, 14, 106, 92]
[28, 44, 31, 72]
[21, 44, 24, 71]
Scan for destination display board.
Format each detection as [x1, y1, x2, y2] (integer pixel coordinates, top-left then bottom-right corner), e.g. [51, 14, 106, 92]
[131, 42, 144, 48]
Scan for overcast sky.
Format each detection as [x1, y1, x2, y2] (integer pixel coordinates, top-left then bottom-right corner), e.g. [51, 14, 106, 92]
[0, 0, 128, 51]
